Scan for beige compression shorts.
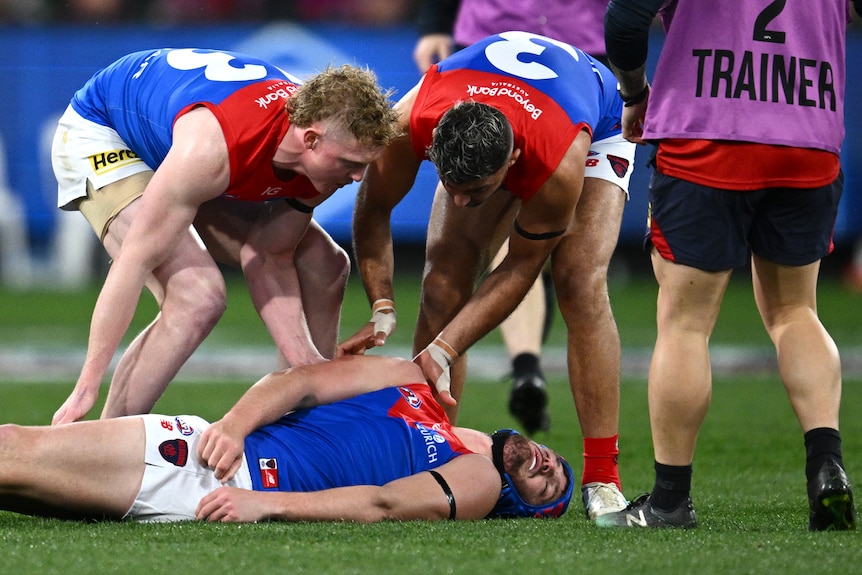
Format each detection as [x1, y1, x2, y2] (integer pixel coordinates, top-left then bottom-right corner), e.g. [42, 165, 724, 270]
[52, 105, 154, 240]
[126, 414, 253, 523]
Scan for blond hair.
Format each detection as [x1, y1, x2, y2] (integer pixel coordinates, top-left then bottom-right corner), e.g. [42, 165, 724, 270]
[286, 64, 401, 148]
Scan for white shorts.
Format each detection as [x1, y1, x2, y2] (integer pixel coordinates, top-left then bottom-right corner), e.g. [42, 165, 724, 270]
[126, 414, 253, 523]
[585, 133, 636, 200]
[52, 105, 153, 211]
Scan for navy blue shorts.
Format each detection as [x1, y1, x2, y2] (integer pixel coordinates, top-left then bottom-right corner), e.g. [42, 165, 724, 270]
[646, 169, 843, 271]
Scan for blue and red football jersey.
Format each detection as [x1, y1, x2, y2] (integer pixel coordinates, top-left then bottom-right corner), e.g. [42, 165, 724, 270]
[410, 31, 623, 201]
[244, 383, 471, 492]
[71, 48, 318, 200]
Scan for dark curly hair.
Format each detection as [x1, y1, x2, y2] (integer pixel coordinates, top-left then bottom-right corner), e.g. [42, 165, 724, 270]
[427, 101, 513, 184]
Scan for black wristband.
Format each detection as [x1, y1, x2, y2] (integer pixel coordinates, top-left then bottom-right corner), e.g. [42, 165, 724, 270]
[621, 84, 650, 107]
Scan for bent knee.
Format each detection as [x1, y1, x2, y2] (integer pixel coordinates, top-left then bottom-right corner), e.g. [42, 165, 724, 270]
[555, 268, 609, 307]
[296, 234, 350, 286]
[321, 244, 350, 283]
[187, 277, 227, 320]
[162, 272, 227, 329]
[420, 269, 473, 316]
[300, 244, 350, 298]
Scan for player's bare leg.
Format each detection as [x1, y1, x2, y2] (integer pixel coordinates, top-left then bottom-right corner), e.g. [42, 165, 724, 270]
[648, 253, 729, 466]
[551, 179, 624, 441]
[194, 199, 349, 368]
[101, 199, 227, 418]
[752, 256, 841, 430]
[0, 417, 144, 519]
[294, 220, 351, 360]
[551, 177, 627, 515]
[753, 255, 857, 530]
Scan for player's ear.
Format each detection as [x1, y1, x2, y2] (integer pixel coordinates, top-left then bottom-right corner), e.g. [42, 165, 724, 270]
[302, 128, 320, 150]
[297, 126, 320, 150]
[508, 148, 521, 166]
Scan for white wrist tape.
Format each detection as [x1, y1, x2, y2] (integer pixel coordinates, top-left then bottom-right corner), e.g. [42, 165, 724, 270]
[370, 299, 397, 337]
[427, 338, 458, 395]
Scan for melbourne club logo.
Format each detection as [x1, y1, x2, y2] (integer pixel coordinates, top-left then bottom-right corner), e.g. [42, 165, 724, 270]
[159, 439, 188, 467]
[607, 154, 630, 179]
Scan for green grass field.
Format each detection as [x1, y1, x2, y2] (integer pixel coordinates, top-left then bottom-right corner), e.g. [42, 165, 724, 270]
[0, 268, 861, 574]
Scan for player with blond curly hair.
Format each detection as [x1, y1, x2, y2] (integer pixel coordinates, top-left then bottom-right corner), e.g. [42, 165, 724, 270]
[50, 48, 400, 425]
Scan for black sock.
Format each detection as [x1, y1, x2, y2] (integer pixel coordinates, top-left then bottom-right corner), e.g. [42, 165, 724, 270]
[650, 461, 692, 512]
[512, 352, 542, 379]
[804, 427, 843, 482]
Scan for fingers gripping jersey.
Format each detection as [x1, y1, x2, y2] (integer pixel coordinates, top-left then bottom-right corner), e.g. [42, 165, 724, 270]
[243, 384, 471, 492]
[70, 48, 318, 201]
[411, 31, 624, 201]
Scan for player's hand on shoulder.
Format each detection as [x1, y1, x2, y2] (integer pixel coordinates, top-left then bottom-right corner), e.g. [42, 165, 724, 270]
[336, 300, 397, 357]
[336, 323, 379, 357]
[413, 341, 457, 408]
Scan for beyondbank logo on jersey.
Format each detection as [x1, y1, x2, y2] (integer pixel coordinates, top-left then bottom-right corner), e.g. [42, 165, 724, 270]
[466, 82, 543, 120]
[88, 149, 143, 175]
[255, 82, 299, 109]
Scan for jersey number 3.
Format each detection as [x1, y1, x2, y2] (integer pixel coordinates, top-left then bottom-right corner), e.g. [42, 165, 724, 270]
[166, 48, 268, 82]
[484, 31, 581, 81]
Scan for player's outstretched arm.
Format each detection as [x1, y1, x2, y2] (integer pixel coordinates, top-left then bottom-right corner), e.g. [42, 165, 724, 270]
[196, 454, 500, 522]
[344, 88, 421, 352]
[198, 355, 427, 480]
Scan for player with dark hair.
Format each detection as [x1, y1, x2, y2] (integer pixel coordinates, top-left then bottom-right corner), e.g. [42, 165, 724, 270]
[0, 355, 573, 523]
[412, 0, 614, 440]
[342, 31, 635, 520]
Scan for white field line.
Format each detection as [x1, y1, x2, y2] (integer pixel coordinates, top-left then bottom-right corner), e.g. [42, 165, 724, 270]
[2, 344, 862, 383]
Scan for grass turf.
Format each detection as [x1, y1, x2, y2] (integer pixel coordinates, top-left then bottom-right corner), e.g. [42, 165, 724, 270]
[0, 270, 860, 573]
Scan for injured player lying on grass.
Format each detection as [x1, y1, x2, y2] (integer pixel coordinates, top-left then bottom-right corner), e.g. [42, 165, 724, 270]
[0, 354, 574, 522]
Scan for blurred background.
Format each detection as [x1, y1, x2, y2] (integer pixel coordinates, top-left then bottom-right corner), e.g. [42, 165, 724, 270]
[0, 0, 860, 292]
